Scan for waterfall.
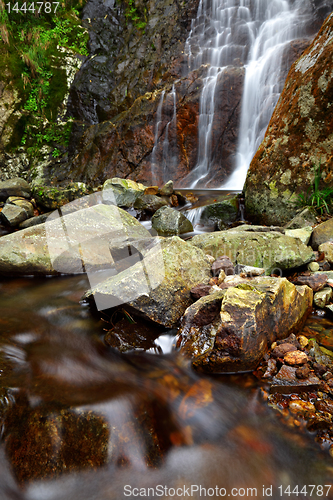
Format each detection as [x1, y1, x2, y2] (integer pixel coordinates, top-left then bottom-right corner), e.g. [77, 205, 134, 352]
[151, 90, 165, 185]
[162, 84, 177, 182]
[179, 0, 314, 189]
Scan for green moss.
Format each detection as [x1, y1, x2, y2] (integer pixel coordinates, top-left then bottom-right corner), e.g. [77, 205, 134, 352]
[0, 0, 87, 158]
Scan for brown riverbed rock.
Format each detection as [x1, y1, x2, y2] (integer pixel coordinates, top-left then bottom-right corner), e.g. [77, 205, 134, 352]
[177, 276, 312, 373]
[244, 13, 333, 225]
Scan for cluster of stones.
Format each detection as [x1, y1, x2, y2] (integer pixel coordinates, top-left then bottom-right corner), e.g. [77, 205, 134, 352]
[257, 332, 333, 452]
[0, 178, 35, 228]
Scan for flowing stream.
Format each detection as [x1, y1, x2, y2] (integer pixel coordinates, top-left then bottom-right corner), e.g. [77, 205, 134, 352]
[175, 0, 316, 189]
[0, 275, 332, 499]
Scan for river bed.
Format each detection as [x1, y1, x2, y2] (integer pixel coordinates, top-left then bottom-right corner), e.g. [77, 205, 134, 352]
[0, 274, 332, 499]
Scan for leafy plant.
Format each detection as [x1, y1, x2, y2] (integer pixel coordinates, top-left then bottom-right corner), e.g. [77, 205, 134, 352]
[297, 160, 333, 215]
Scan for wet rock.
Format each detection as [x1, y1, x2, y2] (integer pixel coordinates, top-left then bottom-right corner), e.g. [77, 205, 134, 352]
[84, 236, 212, 328]
[296, 365, 311, 379]
[298, 335, 309, 348]
[284, 350, 308, 366]
[271, 365, 320, 393]
[244, 13, 333, 225]
[314, 287, 333, 308]
[0, 177, 31, 201]
[104, 318, 164, 352]
[211, 255, 234, 277]
[289, 399, 315, 414]
[33, 183, 91, 211]
[271, 343, 297, 359]
[177, 290, 225, 361]
[200, 199, 238, 228]
[284, 208, 317, 230]
[318, 241, 333, 265]
[133, 194, 168, 213]
[293, 273, 327, 292]
[190, 230, 314, 275]
[308, 339, 333, 370]
[102, 178, 145, 208]
[190, 284, 212, 300]
[151, 206, 193, 236]
[311, 219, 333, 250]
[0, 204, 29, 227]
[159, 180, 173, 196]
[178, 276, 312, 373]
[263, 358, 278, 378]
[0, 204, 151, 276]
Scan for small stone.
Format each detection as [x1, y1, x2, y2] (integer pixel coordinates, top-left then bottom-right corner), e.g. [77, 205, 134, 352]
[0, 177, 31, 201]
[169, 194, 179, 207]
[275, 364, 298, 382]
[284, 350, 308, 366]
[294, 273, 327, 292]
[211, 255, 234, 277]
[263, 358, 277, 378]
[144, 186, 159, 195]
[217, 270, 226, 285]
[314, 287, 333, 308]
[289, 399, 315, 414]
[297, 335, 309, 348]
[205, 254, 215, 265]
[327, 378, 333, 388]
[271, 343, 297, 358]
[0, 204, 28, 227]
[9, 198, 34, 217]
[159, 180, 173, 196]
[190, 284, 212, 300]
[296, 365, 311, 379]
[234, 264, 265, 276]
[318, 241, 333, 265]
[323, 371, 333, 381]
[313, 362, 327, 377]
[308, 262, 320, 272]
[271, 342, 277, 350]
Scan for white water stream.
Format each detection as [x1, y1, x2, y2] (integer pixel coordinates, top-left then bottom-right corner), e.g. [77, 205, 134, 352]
[178, 0, 314, 189]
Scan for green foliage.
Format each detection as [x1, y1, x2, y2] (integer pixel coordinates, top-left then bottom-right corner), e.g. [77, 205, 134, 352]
[297, 161, 333, 215]
[0, 0, 88, 157]
[124, 0, 147, 30]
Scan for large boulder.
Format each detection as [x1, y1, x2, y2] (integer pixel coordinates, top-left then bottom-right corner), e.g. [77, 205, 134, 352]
[177, 277, 313, 372]
[189, 230, 314, 274]
[84, 236, 212, 328]
[311, 218, 333, 249]
[102, 178, 145, 208]
[0, 204, 151, 276]
[245, 13, 333, 225]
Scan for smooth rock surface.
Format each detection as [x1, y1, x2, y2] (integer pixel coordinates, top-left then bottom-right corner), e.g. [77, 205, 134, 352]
[177, 277, 312, 372]
[84, 236, 212, 328]
[102, 178, 145, 208]
[318, 241, 333, 264]
[133, 194, 168, 213]
[0, 204, 151, 276]
[284, 208, 317, 230]
[190, 230, 314, 274]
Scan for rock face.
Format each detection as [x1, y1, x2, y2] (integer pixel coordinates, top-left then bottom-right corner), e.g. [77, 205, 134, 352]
[177, 277, 313, 373]
[84, 236, 212, 328]
[189, 230, 314, 275]
[0, 204, 151, 276]
[245, 13, 333, 225]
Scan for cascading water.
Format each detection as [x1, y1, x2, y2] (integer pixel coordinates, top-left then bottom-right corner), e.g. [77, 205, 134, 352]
[179, 0, 315, 189]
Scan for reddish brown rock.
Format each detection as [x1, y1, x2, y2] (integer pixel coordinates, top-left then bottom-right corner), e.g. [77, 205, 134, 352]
[293, 274, 328, 292]
[245, 13, 333, 225]
[190, 284, 212, 300]
[212, 255, 235, 277]
[296, 364, 311, 379]
[271, 343, 297, 358]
